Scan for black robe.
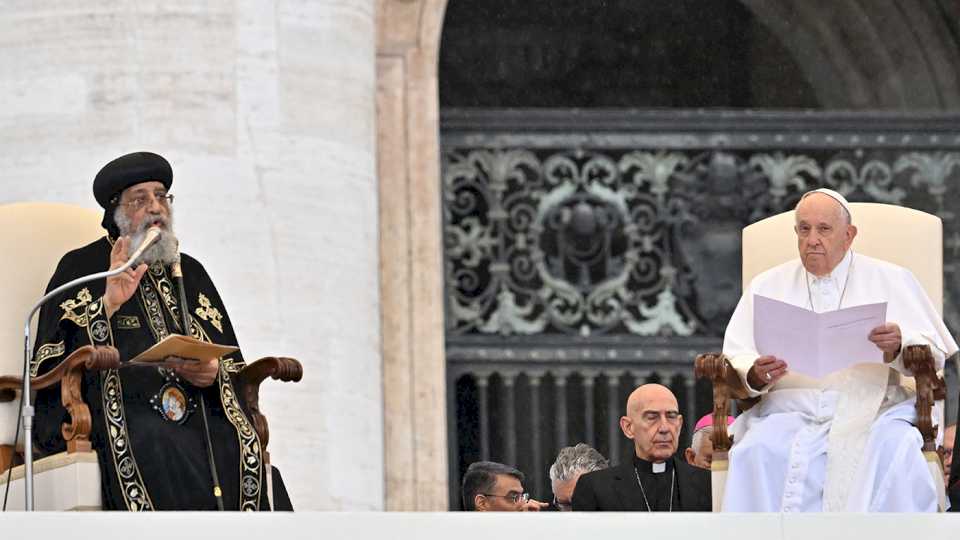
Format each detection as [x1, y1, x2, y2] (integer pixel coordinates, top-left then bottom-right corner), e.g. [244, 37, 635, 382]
[571, 455, 711, 511]
[32, 236, 277, 511]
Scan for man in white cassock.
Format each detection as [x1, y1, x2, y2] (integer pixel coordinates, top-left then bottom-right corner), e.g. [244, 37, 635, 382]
[721, 188, 958, 512]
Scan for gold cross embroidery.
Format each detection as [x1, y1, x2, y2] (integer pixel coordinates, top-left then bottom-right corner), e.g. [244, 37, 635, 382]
[59, 288, 93, 326]
[194, 293, 224, 333]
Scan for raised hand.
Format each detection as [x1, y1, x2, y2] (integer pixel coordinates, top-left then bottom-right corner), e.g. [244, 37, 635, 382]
[104, 236, 148, 318]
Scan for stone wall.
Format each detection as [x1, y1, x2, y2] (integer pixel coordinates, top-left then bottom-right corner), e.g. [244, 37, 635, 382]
[0, 1, 382, 510]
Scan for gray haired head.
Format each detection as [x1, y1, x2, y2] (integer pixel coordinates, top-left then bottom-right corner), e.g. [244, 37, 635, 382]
[461, 461, 524, 511]
[690, 425, 713, 456]
[549, 443, 609, 483]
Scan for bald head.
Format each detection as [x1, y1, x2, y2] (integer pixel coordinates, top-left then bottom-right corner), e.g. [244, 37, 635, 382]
[621, 384, 682, 462]
[626, 384, 679, 415]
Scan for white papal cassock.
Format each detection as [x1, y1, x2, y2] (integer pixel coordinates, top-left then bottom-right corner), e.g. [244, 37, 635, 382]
[722, 249, 957, 512]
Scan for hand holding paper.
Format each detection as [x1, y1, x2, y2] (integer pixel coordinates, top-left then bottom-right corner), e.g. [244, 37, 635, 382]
[165, 356, 220, 387]
[747, 355, 789, 389]
[867, 322, 902, 357]
[129, 334, 237, 364]
[754, 295, 887, 379]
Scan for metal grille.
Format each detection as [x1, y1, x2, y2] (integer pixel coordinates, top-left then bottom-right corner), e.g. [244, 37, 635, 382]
[442, 109, 960, 508]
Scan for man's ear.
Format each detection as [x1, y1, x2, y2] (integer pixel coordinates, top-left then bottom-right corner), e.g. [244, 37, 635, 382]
[620, 415, 633, 439]
[474, 494, 486, 511]
[846, 224, 858, 244]
[684, 447, 696, 466]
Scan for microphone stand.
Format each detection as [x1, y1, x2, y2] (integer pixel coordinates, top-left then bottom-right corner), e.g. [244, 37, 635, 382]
[19, 230, 160, 511]
[170, 258, 225, 511]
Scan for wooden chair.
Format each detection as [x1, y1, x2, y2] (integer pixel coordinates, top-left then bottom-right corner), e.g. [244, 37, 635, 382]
[694, 202, 947, 511]
[0, 202, 302, 510]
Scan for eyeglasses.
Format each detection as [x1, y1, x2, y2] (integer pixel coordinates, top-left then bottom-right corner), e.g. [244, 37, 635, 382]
[116, 191, 174, 211]
[552, 496, 572, 511]
[481, 492, 530, 504]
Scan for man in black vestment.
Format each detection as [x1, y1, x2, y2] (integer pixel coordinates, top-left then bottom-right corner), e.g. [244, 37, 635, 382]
[572, 383, 710, 511]
[32, 152, 287, 510]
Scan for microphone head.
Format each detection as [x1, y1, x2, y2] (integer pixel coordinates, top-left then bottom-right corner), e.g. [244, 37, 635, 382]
[127, 226, 164, 266]
[143, 226, 163, 246]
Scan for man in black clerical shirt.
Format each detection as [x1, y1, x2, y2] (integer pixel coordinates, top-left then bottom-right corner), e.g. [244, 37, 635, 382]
[572, 384, 711, 511]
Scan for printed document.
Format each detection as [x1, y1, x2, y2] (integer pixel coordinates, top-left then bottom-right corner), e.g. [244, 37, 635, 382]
[753, 294, 887, 379]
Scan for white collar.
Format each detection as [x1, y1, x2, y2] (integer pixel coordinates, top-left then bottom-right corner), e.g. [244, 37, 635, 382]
[807, 249, 853, 287]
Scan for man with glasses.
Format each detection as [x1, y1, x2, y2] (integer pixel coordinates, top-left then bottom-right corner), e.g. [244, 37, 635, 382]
[31, 152, 287, 510]
[571, 384, 711, 511]
[461, 461, 548, 511]
[548, 443, 608, 511]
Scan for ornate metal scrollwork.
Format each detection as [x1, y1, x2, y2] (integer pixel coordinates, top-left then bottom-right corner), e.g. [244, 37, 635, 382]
[442, 126, 960, 339]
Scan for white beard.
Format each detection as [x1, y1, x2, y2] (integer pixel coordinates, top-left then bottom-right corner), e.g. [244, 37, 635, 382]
[114, 207, 180, 265]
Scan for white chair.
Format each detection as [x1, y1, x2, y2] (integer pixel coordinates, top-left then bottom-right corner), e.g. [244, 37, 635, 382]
[696, 202, 947, 511]
[0, 202, 106, 510]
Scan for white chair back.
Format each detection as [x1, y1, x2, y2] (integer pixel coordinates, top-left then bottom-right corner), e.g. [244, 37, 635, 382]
[0, 202, 104, 377]
[741, 202, 942, 315]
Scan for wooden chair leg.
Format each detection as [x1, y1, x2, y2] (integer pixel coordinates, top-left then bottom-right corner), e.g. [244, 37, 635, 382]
[237, 357, 303, 458]
[903, 344, 949, 511]
[903, 344, 941, 452]
[695, 353, 734, 453]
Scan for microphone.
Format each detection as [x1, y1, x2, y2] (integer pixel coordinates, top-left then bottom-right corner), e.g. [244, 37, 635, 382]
[168, 247, 226, 511]
[126, 226, 163, 266]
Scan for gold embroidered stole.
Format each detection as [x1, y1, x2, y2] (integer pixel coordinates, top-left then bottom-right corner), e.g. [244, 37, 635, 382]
[100, 263, 262, 510]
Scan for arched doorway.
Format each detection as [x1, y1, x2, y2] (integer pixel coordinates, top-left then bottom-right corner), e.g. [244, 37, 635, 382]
[375, 0, 960, 510]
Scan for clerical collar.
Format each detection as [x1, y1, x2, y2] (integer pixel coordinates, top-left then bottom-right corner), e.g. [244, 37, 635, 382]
[805, 250, 853, 311]
[633, 455, 673, 474]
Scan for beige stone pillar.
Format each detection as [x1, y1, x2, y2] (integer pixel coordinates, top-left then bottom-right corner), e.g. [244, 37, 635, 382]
[375, 0, 449, 511]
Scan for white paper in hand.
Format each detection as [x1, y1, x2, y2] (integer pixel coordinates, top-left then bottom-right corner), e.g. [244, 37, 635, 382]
[128, 334, 238, 364]
[754, 295, 887, 379]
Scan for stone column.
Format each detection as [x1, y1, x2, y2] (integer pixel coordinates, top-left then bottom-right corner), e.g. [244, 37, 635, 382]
[0, 1, 384, 510]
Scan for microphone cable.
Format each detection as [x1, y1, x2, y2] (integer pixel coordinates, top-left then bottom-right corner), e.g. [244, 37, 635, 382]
[172, 259, 225, 511]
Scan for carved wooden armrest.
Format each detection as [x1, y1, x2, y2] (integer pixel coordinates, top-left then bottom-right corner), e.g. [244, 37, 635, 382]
[236, 357, 303, 458]
[0, 345, 119, 466]
[902, 344, 941, 452]
[694, 352, 757, 454]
